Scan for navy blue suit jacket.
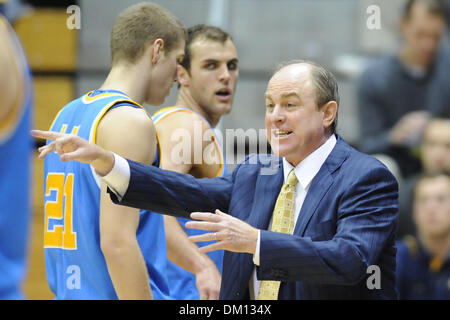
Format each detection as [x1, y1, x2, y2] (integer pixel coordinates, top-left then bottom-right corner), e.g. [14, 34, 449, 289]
[110, 135, 399, 299]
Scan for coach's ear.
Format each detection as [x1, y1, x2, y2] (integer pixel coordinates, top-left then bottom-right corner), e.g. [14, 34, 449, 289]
[321, 100, 338, 129]
[150, 38, 164, 65]
[177, 64, 190, 87]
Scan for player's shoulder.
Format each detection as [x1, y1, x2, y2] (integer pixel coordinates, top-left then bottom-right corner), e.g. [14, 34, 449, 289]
[97, 105, 156, 162]
[96, 105, 155, 146]
[157, 107, 210, 133]
[102, 105, 153, 129]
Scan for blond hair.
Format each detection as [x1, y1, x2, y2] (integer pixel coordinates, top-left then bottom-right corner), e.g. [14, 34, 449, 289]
[110, 2, 185, 65]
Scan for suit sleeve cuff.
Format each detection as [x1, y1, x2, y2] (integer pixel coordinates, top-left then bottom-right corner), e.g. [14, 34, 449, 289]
[100, 152, 130, 201]
[253, 230, 261, 266]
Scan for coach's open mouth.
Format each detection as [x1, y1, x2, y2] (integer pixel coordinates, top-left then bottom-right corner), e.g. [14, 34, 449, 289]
[274, 130, 293, 137]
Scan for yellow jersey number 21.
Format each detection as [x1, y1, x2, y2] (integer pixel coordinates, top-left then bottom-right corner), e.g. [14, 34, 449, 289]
[44, 173, 77, 249]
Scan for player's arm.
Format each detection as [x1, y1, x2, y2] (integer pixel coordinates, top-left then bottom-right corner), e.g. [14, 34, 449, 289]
[97, 106, 156, 300]
[0, 22, 22, 128]
[157, 112, 221, 300]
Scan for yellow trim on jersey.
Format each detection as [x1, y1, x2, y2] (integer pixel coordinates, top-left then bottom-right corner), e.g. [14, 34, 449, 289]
[82, 90, 131, 104]
[215, 136, 225, 176]
[91, 99, 144, 145]
[152, 106, 181, 118]
[89, 97, 160, 168]
[155, 130, 162, 168]
[48, 91, 145, 139]
[153, 106, 225, 177]
[47, 107, 65, 134]
[0, 14, 7, 28]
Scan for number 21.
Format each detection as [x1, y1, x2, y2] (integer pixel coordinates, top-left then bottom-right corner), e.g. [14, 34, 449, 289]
[44, 173, 77, 249]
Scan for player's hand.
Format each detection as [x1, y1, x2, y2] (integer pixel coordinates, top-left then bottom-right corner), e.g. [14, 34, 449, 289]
[195, 259, 221, 300]
[31, 129, 115, 176]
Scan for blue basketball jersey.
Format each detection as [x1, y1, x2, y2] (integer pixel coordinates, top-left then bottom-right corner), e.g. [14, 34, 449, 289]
[43, 90, 169, 299]
[0, 15, 33, 300]
[149, 106, 228, 300]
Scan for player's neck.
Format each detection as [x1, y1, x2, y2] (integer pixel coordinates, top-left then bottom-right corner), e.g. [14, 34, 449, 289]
[175, 89, 219, 128]
[100, 63, 148, 105]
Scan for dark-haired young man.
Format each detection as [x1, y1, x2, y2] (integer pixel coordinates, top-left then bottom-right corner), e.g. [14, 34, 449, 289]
[148, 24, 239, 300]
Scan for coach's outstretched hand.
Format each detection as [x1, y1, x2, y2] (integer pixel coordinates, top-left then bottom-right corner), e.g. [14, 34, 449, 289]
[31, 130, 115, 177]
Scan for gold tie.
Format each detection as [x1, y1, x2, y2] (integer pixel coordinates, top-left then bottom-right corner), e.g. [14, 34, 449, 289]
[257, 169, 298, 300]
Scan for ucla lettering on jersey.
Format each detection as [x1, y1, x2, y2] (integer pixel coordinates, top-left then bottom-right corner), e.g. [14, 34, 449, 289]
[150, 106, 228, 300]
[43, 89, 169, 299]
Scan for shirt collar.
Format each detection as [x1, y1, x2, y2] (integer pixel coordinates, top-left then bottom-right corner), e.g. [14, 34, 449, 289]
[282, 134, 337, 190]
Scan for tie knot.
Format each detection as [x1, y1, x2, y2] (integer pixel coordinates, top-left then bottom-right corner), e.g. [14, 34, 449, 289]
[286, 169, 298, 186]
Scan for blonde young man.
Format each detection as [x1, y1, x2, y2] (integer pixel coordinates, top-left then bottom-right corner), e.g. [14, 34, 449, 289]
[41, 3, 185, 299]
[148, 25, 238, 299]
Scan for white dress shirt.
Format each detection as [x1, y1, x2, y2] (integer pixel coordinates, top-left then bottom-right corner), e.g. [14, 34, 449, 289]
[101, 153, 130, 201]
[250, 134, 336, 299]
[101, 134, 337, 299]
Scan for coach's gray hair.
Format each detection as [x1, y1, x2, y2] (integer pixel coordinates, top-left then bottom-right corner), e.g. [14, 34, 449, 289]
[276, 60, 340, 134]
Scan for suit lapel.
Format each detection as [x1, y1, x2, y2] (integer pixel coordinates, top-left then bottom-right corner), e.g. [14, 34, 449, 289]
[294, 136, 350, 236]
[247, 159, 284, 230]
[232, 156, 284, 298]
[293, 167, 334, 236]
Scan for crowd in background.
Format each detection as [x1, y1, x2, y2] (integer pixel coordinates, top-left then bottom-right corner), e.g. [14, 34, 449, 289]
[356, 0, 449, 300]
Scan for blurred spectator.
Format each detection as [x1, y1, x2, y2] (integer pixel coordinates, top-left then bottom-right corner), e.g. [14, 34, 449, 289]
[357, 0, 450, 178]
[447, 0, 450, 28]
[398, 118, 450, 238]
[396, 172, 450, 299]
[421, 118, 450, 173]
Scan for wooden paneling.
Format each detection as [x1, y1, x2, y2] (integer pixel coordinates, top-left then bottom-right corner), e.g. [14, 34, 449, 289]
[23, 156, 53, 300]
[14, 9, 77, 72]
[33, 76, 74, 131]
